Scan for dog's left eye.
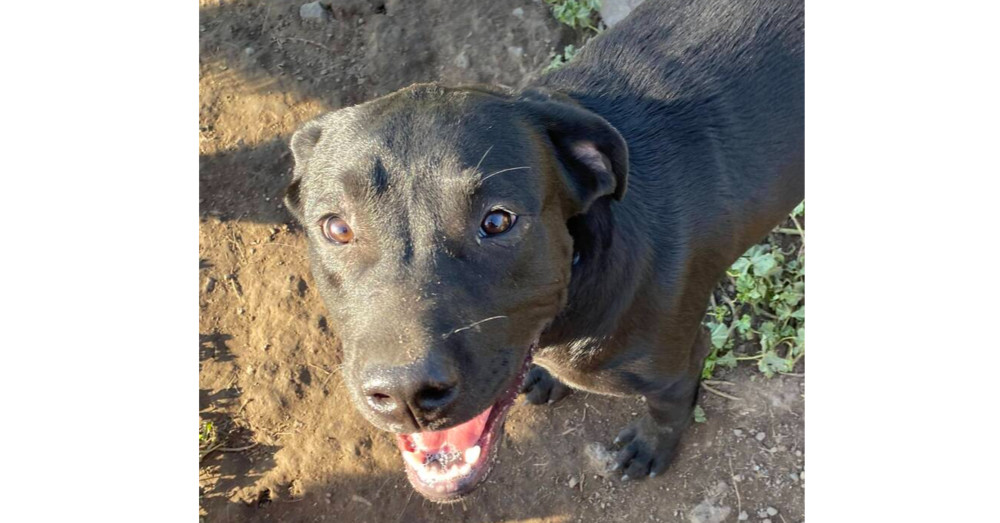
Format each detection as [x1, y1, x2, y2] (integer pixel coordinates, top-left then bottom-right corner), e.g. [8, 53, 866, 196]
[480, 209, 517, 237]
[320, 215, 354, 244]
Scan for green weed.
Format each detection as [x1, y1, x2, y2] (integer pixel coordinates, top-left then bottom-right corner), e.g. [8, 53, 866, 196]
[545, 0, 602, 32]
[199, 420, 217, 445]
[702, 201, 805, 378]
[545, 44, 579, 72]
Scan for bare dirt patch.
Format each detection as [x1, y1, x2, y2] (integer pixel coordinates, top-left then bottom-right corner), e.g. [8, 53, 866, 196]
[199, 1, 804, 521]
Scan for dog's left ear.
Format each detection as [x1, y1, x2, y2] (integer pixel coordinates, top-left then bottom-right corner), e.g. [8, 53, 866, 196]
[283, 119, 325, 223]
[518, 90, 629, 214]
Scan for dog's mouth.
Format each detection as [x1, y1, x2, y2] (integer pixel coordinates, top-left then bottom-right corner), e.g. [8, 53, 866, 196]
[395, 343, 536, 502]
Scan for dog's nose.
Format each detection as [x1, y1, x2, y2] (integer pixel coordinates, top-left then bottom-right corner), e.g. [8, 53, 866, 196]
[362, 365, 459, 430]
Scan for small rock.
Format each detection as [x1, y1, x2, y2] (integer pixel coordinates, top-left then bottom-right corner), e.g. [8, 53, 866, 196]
[733, 429, 743, 437]
[507, 46, 524, 59]
[755, 432, 766, 441]
[299, 1, 328, 23]
[584, 442, 616, 478]
[600, 0, 646, 28]
[244, 47, 254, 56]
[453, 51, 469, 69]
[762, 520, 771, 523]
[738, 511, 749, 521]
[766, 507, 778, 516]
[688, 500, 731, 523]
[512, 7, 524, 18]
[203, 277, 216, 293]
[568, 476, 579, 489]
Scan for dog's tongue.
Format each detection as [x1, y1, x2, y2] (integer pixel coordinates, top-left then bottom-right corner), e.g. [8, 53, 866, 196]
[406, 406, 492, 452]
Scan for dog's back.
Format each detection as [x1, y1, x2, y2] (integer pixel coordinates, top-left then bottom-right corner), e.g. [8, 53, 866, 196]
[537, 0, 804, 262]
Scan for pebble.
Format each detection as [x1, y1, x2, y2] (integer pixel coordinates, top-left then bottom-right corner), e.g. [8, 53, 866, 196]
[762, 520, 771, 523]
[755, 432, 766, 441]
[203, 277, 216, 293]
[766, 507, 778, 516]
[512, 7, 524, 18]
[733, 429, 743, 437]
[299, 1, 328, 23]
[568, 476, 579, 489]
[738, 511, 749, 521]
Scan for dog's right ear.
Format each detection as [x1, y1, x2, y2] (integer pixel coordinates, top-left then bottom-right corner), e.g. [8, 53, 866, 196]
[284, 120, 325, 223]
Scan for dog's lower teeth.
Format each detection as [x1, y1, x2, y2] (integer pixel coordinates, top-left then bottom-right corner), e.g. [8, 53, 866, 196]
[465, 445, 481, 465]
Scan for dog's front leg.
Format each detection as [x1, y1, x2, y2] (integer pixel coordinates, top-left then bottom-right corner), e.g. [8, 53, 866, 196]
[612, 329, 708, 480]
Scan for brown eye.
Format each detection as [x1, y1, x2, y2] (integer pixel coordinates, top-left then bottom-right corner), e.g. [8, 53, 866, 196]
[321, 215, 354, 244]
[480, 209, 516, 237]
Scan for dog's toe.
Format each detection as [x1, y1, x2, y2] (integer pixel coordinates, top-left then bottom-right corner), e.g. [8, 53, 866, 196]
[612, 415, 680, 481]
[520, 365, 573, 405]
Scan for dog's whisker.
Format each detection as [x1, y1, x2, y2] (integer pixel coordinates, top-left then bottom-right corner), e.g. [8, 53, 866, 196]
[473, 145, 494, 172]
[441, 315, 508, 339]
[480, 166, 531, 183]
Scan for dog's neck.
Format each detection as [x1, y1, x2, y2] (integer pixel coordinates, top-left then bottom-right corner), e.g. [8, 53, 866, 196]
[540, 197, 652, 349]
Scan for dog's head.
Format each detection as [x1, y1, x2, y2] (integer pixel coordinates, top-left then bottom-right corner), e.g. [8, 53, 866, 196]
[285, 84, 627, 501]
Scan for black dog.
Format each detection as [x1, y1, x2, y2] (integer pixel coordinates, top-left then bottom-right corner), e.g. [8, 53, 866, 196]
[284, 0, 803, 502]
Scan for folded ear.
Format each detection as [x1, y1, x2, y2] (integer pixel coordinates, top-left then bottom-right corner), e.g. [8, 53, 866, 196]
[284, 119, 325, 222]
[518, 90, 628, 214]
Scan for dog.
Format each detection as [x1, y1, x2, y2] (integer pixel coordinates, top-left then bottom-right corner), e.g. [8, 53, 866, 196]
[283, 0, 803, 502]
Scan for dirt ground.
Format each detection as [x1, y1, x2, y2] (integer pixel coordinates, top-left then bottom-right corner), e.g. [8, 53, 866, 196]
[198, 1, 805, 521]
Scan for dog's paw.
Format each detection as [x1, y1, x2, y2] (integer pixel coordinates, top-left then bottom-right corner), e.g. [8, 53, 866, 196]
[519, 365, 573, 405]
[611, 414, 681, 481]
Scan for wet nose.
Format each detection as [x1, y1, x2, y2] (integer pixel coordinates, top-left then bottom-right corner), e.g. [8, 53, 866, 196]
[362, 364, 459, 430]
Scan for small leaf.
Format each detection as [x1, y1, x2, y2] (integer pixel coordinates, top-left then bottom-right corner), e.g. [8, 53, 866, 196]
[716, 350, 737, 368]
[758, 350, 792, 378]
[693, 405, 707, 423]
[709, 322, 729, 349]
[730, 257, 751, 275]
[736, 314, 752, 335]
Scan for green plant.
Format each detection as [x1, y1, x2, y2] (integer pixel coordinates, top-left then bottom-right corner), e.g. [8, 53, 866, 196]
[545, 0, 602, 32]
[702, 201, 805, 378]
[545, 44, 578, 72]
[199, 420, 217, 445]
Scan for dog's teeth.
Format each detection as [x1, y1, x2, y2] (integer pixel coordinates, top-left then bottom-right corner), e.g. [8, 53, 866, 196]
[402, 450, 425, 469]
[459, 463, 471, 475]
[464, 445, 481, 465]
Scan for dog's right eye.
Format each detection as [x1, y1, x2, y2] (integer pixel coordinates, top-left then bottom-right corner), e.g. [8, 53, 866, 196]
[320, 215, 354, 244]
[480, 208, 516, 237]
